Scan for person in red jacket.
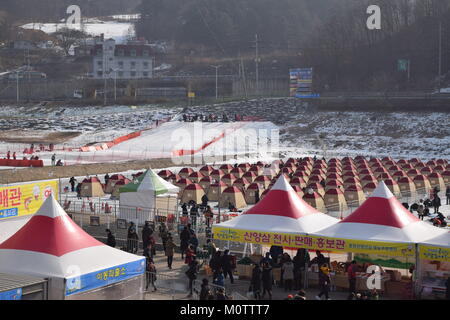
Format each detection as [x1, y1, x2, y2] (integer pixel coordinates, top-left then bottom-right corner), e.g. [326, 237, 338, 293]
[6, 151, 10, 159]
[12, 152, 16, 160]
[347, 260, 358, 300]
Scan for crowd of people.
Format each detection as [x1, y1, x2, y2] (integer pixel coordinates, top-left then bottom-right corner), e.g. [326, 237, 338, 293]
[406, 185, 449, 227]
[181, 113, 244, 123]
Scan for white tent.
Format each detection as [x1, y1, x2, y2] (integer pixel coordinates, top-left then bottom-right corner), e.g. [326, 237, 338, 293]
[313, 182, 447, 243]
[118, 169, 179, 225]
[213, 176, 338, 246]
[0, 195, 146, 300]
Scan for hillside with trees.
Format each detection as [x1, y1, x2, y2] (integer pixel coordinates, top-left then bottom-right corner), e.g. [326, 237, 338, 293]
[137, 0, 450, 91]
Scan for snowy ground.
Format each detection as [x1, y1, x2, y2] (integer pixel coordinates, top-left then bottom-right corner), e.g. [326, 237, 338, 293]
[181, 98, 449, 161]
[21, 21, 135, 43]
[0, 98, 448, 166]
[0, 105, 180, 154]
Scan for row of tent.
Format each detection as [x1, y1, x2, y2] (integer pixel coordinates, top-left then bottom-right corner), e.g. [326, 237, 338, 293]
[154, 156, 449, 213]
[212, 175, 450, 265]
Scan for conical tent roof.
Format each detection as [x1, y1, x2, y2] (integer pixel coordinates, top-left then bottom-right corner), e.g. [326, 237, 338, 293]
[314, 182, 447, 243]
[119, 169, 179, 195]
[0, 195, 145, 284]
[214, 176, 337, 234]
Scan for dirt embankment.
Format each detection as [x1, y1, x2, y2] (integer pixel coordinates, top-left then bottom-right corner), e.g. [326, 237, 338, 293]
[0, 158, 180, 184]
[0, 131, 81, 144]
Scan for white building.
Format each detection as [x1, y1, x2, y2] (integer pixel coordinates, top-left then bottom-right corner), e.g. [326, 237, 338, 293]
[92, 38, 154, 79]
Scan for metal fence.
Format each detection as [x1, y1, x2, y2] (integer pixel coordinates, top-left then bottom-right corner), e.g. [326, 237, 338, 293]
[145, 272, 188, 300]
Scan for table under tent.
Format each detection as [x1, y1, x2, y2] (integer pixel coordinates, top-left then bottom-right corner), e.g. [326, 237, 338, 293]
[118, 169, 179, 225]
[212, 175, 339, 279]
[417, 232, 450, 299]
[0, 195, 146, 300]
[311, 182, 447, 296]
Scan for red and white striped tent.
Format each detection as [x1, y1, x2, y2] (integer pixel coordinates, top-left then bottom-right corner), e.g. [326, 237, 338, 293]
[213, 176, 338, 235]
[313, 182, 447, 243]
[0, 195, 146, 300]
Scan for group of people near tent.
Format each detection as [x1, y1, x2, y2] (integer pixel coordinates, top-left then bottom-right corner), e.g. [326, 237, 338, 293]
[211, 172, 450, 300]
[181, 113, 244, 123]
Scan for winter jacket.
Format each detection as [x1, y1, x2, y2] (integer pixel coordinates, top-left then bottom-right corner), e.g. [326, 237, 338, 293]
[282, 262, 295, 280]
[251, 266, 262, 291]
[262, 267, 273, 289]
[165, 239, 176, 257]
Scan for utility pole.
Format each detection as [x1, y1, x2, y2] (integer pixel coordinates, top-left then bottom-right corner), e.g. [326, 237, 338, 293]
[210, 65, 221, 99]
[16, 72, 20, 103]
[438, 20, 443, 93]
[254, 34, 260, 95]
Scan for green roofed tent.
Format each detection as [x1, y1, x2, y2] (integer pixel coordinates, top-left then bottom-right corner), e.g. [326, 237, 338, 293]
[118, 169, 179, 224]
[119, 169, 179, 195]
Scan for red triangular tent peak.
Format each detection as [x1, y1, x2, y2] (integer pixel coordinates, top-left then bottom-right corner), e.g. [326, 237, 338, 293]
[245, 176, 319, 219]
[341, 181, 419, 228]
[0, 195, 104, 257]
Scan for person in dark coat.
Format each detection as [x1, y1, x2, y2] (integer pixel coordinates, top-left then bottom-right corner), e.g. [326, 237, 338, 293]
[293, 248, 310, 290]
[310, 250, 327, 268]
[199, 278, 211, 300]
[127, 222, 139, 253]
[186, 257, 199, 297]
[76, 183, 82, 199]
[432, 196, 441, 213]
[142, 222, 153, 250]
[250, 264, 262, 300]
[145, 257, 157, 291]
[104, 173, 110, 185]
[209, 251, 222, 281]
[261, 262, 273, 300]
[181, 203, 188, 216]
[190, 204, 199, 228]
[69, 177, 77, 192]
[269, 245, 283, 266]
[189, 233, 199, 252]
[105, 229, 116, 248]
[180, 226, 191, 259]
[201, 194, 209, 208]
[221, 249, 234, 284]
[316, 264, 331, 300]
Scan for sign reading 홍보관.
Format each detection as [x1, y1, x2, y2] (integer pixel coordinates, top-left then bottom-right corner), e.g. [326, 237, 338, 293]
[212, 227, 416, 257]
[65, 258, 146, 296]
[419, 245, 450, 262]
[0, 180, 59, 220]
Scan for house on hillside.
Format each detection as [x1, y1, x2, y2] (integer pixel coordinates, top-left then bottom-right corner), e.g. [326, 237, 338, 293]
[91, 38, 154, 79]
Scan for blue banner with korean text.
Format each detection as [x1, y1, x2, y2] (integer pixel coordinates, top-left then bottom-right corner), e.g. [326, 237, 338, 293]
[65, 258, 146, 296]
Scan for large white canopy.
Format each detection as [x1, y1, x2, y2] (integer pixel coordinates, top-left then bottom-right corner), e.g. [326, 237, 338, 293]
[313, 182, 447, 243]
[214, 175, 338, 234]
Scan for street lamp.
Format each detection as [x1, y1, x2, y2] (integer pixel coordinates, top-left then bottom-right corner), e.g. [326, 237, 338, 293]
[210, 65, 221, 100]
